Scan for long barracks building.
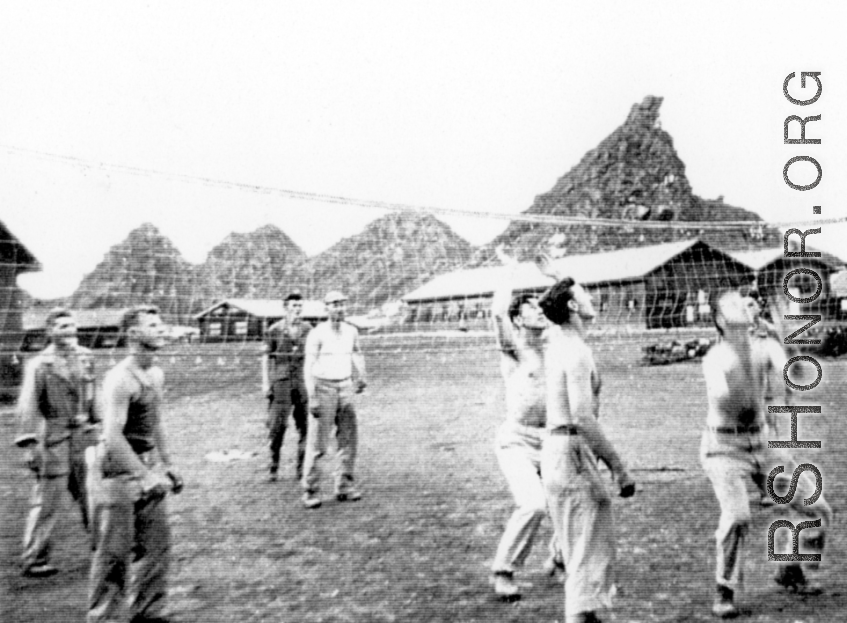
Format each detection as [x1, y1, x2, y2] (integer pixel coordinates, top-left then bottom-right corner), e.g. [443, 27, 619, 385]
[401, 239, 846, 331]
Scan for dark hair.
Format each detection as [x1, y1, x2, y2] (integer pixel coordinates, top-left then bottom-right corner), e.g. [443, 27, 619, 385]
[45, 307, 73, 330]
[285, 291, 303, 303]
[121, 305, 160, 333]
[538, 277, 576, 325]
[508, 294, 537, 323]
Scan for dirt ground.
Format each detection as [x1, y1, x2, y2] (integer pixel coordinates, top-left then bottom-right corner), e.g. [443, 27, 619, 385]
[2, 338, 846, 622]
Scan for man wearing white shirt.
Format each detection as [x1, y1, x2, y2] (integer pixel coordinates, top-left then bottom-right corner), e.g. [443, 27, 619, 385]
[301, 291, 367, 509]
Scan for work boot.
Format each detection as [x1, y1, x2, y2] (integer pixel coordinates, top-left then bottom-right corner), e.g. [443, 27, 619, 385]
[492, 571, 520, 601]
[302, 490, 322, 509]
[711, 585, 738, 618]
[774, 564, 823, 595]
[335, 477, 362, 502]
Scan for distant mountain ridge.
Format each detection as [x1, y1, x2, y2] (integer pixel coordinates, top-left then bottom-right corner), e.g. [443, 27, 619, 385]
[66, 214, 473, 317]
[64, 96, 778, 315]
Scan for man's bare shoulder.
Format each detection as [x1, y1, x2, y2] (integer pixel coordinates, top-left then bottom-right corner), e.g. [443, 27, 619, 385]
[546, 329, 593, 371]
[148, 365, 165, 388]
[103, 359, 137, 393]
[24, 351, 48, 372]
[755, 336, 786, 361]
[703, 341, 729, 364]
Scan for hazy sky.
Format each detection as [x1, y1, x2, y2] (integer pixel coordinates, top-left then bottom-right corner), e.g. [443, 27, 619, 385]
[2, 2, 845, 298]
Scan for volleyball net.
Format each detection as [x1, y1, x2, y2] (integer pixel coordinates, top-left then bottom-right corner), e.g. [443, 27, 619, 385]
[10, 206, 847, 362]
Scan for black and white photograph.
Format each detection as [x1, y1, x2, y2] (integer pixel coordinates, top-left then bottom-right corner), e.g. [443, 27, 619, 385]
[2, 3, 846, 622]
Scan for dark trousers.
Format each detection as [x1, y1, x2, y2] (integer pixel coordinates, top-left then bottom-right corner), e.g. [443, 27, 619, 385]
[268, 378, 309, 476]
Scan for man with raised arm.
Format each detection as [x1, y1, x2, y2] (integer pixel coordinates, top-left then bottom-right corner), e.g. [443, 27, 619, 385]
[701, 291, 832, 618]
[301, 291, 367, 509]
[488, 246, 560, 600]
[262, 291, 311, 482]
[87, 305, 183, 623]
[15, 308, 98, 577]
[537, 265, 635, 623]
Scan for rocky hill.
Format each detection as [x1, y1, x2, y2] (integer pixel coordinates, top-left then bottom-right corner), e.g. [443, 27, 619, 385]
[300, 212, 473, 309]
[68, 215, 472, 315]
[197, 224, 307, 301]
[473, 96, 779, 264]
[69, 223, 200, 318]
[65, 96, 780, 312]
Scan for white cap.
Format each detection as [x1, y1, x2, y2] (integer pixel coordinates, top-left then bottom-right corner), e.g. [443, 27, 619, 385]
[324, 291, 348, 304]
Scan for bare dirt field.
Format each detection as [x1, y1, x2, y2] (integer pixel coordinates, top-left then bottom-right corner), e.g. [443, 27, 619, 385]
[3, 337, 846, 622]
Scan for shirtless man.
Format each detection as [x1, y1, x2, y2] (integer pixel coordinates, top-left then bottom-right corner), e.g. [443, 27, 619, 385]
[301, 291, 367, 509]
[701, 291, 832, 618]
[538, 273, 635, 623]
[87, 305, 183, 623]
[488, 246, 561, 599]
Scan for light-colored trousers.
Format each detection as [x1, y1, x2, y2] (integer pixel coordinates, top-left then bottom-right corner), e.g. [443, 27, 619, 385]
[493, 422, 557, 574]
[22, 475, 64, 571]
[86, 448, 170, 623]
[542, 434, 616, 618]
[302, 378, 358, 493]
[701, 428, 831, 591]
[21, 435, 90, 571]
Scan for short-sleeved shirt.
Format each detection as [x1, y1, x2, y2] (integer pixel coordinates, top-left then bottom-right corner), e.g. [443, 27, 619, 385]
[265, 320, 311, 385]
[306, 321, 359, 382]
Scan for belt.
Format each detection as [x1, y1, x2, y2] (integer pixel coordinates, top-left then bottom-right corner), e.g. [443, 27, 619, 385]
[548, 424, 580, 436]
[707, 424, 761, 435]
[315, 377, 352, 384]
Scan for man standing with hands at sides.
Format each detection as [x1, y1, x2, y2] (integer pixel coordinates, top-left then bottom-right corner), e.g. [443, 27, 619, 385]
[488, 246, 561, 600]
[15, 308, 98, 577]
[87, 305, 183, 623]
[301, 291, 367, 509]
[262, 291, 310, 482]
[536, 259, 635, 623]
[700, 291, 831, 619]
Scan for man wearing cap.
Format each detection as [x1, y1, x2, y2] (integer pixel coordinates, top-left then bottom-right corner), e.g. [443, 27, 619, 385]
[261, 292, 311, 481]
[301, 290, 367, 509]
[15, 307, 98, 578]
